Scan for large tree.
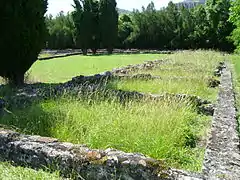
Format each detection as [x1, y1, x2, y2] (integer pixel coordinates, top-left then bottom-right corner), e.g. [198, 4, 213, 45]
[117, 14, 134, 49]
[0, 0, 48, 86]
[99, 0, 118, 54]
[72, 0, 100, 55]
[229, 0, 240, 52]
[206, 0, 234, 51]
[46, 12, 75, 49]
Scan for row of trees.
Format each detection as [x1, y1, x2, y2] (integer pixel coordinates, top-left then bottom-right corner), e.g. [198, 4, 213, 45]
[128, 0, 234, 51]
[1, 0, 239, 85]
[46, 0, 118, 54]
[45, 0, 235, 52]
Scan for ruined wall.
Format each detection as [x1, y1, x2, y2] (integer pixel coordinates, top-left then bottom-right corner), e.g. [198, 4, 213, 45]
[0, 129, 202, 180]
[0, 60, 236, 180]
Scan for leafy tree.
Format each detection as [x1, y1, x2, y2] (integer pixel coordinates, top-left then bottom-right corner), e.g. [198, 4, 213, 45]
[164, 2, 180, 49]
[190, 5, 209, 48]
[177, 6, 195, 49]
[89, 0, 100, 54]
[99, 0, 119, 54]
[117, 14, 134, 48]
[229, 0, 240, 52]
[0, 0, 48, 85]
[128, 3, 163, 49]
[46, 12, 75, 49]
[206, 0, 234, 51]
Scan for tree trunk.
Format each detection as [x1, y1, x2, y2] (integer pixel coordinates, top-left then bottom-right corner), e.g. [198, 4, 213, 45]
[107, 47, 113, 54]
[82, 48, 88, 55]
[91, 48, 97, 55]
[8, 72, 24, 87]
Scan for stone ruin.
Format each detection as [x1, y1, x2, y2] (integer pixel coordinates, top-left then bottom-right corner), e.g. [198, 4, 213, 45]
[0, 59, 238, 179]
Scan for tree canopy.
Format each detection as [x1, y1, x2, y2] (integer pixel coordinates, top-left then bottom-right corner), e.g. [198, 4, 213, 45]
[44, 0, 236, 52]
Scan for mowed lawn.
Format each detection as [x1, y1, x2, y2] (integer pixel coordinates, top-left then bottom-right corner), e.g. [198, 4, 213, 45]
[29, 54, 166, 83]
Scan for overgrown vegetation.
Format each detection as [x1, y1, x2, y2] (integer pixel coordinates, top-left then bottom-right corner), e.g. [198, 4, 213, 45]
[0, 51, 221, 172]
[1, 94, 209, 171]
[108, 51, 222, 101]
[0, 0, 234, 177]
[229, 55, 240, 133]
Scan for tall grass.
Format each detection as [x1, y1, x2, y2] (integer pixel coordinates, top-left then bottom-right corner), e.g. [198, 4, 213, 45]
[229, 55, 240, 133]
[107, 78, 218, 101]
[110, 51, 222, 101]
[0, 94, 210, 171]
[0, 51, 220, 173]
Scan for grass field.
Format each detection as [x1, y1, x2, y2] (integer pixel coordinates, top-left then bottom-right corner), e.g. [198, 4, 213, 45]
[0, 51, 221, 173]
[1, 95, 210, 171]
[29, 54, 166, 83]
[0, 162, 60, 180]
[230, 55, 240, 133]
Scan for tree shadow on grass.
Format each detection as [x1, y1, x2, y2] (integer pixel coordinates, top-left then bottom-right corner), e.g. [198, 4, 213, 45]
[0, 102, 58, 137]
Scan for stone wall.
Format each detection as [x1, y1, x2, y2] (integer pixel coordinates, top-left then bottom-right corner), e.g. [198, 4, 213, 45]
[0, 60, 234, 179]
[0, 129, 202, 180]
[202, 62, 240, 179]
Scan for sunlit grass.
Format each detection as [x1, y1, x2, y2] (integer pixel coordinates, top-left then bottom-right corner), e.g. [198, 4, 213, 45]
[0, 51, 221, 174]
[229, 55, 240, 133]
[110, 51, 222, 101]
[29, 54, 167, 83]
[0, 162, 61, 180]
[0, 95, 210, 172]
[107, 78, 218, 101]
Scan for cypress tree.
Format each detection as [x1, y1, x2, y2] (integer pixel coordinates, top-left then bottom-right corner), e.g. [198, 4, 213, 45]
[99, 0, 118, 54]
[0, 0, 48, 86]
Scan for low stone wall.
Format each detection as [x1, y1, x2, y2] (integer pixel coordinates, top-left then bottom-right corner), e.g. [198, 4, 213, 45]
[202, 62, 240, 179]
[0, 59, 216, 115]
[0, 60, 229, 179]
[0, 129, 202, 180]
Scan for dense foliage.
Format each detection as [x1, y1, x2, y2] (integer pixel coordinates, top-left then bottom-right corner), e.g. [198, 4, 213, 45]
[99, 0, 119, 54]
[0, 0, 48, 85]
[71, 0, 118, 54]
[72, 0, 100, 55]
[46, 0, 235, 52]
[45, 12, 75, 49]
[229, 0, 240, 53]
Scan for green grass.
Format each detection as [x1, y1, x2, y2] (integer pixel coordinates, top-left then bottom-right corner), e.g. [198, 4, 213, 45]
[29, 54, 166, 83]
[110, 51, 222, 101]
[1, 94, 210, 172]
[229, 55, 240, 132]
[0, 162, 61, 180]
[230, 55, 240, 104]
[0, 51, 220, 174]
[108, 78, 218, 101]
